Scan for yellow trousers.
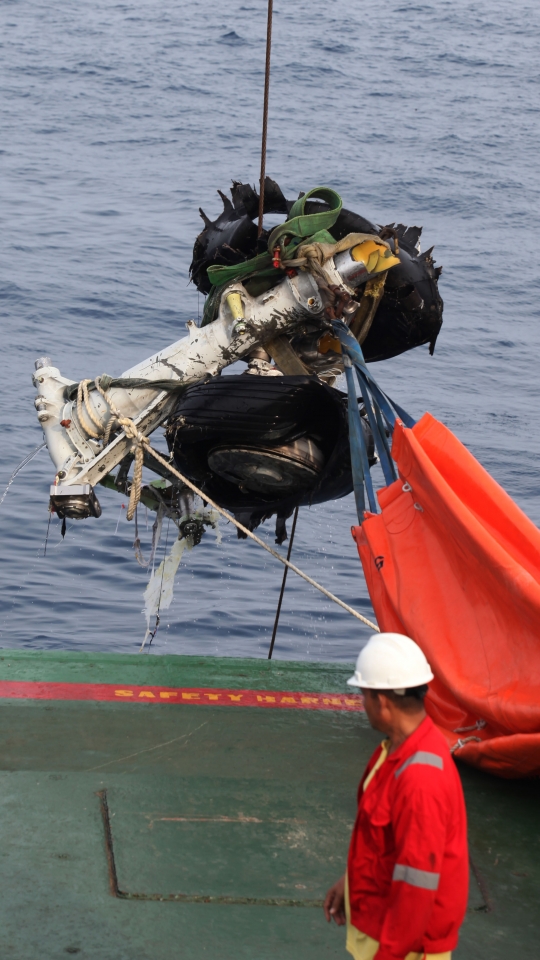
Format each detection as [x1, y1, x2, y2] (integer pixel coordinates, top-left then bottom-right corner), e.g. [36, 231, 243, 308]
[345, 875, 450, 960]
[346, 923, 451, 960]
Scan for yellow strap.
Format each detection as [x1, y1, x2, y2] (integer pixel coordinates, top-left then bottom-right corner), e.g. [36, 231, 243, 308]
[362, 739, 390, 792]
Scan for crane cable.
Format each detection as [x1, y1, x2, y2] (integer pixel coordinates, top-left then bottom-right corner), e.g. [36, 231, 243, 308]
[257, 0, 273, 237]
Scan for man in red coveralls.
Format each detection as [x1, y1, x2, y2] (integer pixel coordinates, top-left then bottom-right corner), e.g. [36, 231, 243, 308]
[324, 633, 468, 960]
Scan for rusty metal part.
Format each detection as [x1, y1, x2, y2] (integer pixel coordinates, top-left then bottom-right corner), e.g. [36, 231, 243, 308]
[317, 284, 356, 322]
[265, 336, 309, 375]
[98, 789, 121, 897]
[349, 273, 388, 344]
[317, 332, 342, 356]
[379, 225, 400, 257]
[247, 346, 272, 362]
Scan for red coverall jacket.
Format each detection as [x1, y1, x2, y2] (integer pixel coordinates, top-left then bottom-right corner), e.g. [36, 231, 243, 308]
[347, 716, 468, 960]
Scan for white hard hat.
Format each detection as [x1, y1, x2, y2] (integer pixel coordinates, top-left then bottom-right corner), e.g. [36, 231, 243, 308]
[347, 633, 434, 692]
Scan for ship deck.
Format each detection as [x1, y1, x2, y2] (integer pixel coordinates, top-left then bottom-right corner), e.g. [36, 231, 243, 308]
[0, 650, 537, 959]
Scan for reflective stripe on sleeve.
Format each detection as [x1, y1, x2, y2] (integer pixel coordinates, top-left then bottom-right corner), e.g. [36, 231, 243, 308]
[395, 750, 443, 778]
[392, 863, 440, 890]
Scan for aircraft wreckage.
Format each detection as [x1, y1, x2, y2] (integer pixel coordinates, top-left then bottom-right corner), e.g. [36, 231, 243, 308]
[33, 180, 443, 546]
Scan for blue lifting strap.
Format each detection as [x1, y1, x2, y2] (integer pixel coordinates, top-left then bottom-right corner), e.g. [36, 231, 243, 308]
[344, 361, 367, 520]
[344, 358, 377, 519]
[332, 320, 416, 523]
[333, 322, 416, 430]
[355, 365, 397, 487]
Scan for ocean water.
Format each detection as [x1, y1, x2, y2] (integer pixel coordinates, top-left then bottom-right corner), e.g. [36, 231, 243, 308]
[1, 0, 539, 661]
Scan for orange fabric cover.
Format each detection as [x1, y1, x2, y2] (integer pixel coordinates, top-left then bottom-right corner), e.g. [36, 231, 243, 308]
[353, 413, 540, 778]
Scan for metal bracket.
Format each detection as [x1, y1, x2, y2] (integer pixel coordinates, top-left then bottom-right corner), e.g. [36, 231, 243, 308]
[62, 391, 175, 488]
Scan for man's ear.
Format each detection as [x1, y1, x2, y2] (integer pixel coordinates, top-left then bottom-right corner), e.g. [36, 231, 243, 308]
[375, 691, 391, 712]
[365, 690, 391, 713]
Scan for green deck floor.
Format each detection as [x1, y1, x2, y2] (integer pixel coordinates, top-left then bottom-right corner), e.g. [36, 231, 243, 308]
[0, 650, 537, 959]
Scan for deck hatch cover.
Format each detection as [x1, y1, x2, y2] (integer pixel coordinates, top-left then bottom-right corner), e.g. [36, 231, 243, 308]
[99, 779, 352, 906]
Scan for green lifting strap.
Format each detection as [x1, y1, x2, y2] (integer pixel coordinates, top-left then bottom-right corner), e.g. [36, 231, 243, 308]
[267, 186, 342, 249]
[206, 251, 276, 289]
[205, 186, 342, 290]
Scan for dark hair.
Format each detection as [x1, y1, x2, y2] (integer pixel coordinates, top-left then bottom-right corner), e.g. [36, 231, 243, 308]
[370, 684, 428, 709]
[404, 684, 429, 701]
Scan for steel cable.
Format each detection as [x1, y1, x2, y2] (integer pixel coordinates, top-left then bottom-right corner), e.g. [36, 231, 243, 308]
[257, 0, 273, 237]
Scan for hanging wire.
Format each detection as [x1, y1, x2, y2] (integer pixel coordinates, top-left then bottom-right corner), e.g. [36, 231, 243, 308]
[114, 503, 126, 534]
[0, 441, 46, 509]
[43, 510, 52, 557]
[146, 518, 171, 650]
[268, 505, 298, 659]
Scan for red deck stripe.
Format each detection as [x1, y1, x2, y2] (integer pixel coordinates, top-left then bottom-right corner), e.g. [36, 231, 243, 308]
[0, 680, 364, 712]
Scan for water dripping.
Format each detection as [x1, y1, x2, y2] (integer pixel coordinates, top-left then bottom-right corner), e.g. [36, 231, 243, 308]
[0, 442, 46, 509]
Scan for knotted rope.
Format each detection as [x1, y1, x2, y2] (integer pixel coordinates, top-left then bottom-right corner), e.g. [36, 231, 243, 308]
[282, 232, 390, 277]
[92, 377, 147, 521]
[76, 379, 103, 439]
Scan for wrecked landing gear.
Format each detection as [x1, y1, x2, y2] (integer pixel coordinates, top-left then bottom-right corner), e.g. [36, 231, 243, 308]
[191, 177, 443, 362]
[166, 374, 375, 544]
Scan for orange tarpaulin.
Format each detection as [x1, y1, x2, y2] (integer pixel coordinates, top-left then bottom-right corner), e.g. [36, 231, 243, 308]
[353, 413, 540, 778]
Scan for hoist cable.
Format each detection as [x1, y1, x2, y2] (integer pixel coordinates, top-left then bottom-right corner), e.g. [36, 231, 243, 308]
[257, 0, 274, 237]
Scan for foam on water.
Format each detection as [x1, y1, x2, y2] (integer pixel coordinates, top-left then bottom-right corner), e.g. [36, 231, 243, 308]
[1, 0, 539, 659]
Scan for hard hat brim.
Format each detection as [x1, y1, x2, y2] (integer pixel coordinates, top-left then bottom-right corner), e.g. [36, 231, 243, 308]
[346, 669, 434, 690]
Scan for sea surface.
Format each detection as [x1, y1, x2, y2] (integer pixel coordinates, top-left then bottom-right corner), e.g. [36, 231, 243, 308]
[1, 0, 539, 661]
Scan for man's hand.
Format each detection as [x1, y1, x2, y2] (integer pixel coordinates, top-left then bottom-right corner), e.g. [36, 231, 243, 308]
[324, 874, 346, 925]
